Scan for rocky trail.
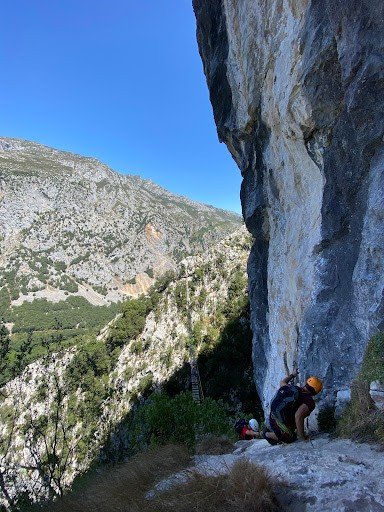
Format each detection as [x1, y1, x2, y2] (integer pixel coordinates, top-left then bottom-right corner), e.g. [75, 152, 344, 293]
[155, 436, 384, 511]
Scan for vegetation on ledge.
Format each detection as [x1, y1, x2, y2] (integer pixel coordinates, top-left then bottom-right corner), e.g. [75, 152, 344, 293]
[26, 445, 280, 512]
[336, 332, 384, 444]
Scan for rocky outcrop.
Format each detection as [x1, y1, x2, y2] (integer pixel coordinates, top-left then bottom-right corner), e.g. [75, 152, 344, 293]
[193, 0, 384, 413]
[155, 436, 384, 512]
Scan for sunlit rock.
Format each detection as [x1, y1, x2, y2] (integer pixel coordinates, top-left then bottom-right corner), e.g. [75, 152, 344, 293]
[193, 0, 384, 413]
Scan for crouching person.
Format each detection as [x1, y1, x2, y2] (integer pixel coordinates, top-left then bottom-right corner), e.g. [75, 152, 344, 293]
[236, 418, 261, 440]
[263, 372, 323, 445]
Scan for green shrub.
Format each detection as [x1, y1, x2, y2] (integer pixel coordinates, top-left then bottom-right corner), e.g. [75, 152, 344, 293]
[60, 276, 79, 293]
[336, 380, 383, 443]
[196, 301, 258, 415]
[10, 288, 20, 300]
[54, 261, 67, 272]
[70, 252, 91, 265]
[93, 284, 108, 295]
[137, 374, 153, 398]
[336, 332, 384, 444]
[0, 322, 11, 385]
[0, 288, 12, 321]
[360, 332, 384, 383]
[128, 392, 233, 452]
[198, 288, 207, 307]
[123, 366, 134, 381]
[194, 267, 204, 281]
[107, 297, 152, 351]
[174, 282, 187, 310]
[130, 340, 143, 355]
[317, 405, 337, 432]
[160, 347, 173, 369]
[66, 337, 113, 392]
[63, 337, 114, 439]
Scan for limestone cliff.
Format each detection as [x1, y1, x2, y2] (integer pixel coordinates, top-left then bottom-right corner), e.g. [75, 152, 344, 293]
[193, 0, 384, 414]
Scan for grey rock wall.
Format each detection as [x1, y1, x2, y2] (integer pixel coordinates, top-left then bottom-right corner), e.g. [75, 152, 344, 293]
[193, 0, 384, 413]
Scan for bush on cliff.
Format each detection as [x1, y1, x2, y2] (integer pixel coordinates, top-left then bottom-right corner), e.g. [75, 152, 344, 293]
[336, 332, 384, 444]
[127, 391, 234, 453]
[106, 295, 155, 351]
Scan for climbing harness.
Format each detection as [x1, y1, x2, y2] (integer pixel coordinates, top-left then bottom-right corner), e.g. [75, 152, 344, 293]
[306, 417, 314, 447]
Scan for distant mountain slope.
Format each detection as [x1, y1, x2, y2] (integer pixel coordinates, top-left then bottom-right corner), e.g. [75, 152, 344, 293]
[0, 137, 241, 305]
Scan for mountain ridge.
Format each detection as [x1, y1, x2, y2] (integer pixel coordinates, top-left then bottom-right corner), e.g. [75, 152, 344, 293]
[0, 136, 241, 307]
[0, 136, 237, 214]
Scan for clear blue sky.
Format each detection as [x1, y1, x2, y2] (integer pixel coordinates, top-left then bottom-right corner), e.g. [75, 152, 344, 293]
[0, 0, 242, 213]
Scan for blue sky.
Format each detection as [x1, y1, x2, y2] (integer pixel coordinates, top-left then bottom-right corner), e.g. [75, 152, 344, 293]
[0, 1, 242, 213]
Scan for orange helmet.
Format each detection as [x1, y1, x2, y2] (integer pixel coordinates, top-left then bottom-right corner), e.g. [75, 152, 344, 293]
[306, 376, 323, 395]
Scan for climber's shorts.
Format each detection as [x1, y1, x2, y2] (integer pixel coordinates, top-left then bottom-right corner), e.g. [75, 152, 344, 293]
[268, 413, 297, 444]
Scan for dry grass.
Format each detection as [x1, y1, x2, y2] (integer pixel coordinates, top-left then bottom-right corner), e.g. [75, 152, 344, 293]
[195, 434, 235, 455]
[34, 444, 190, 512]
[29, 448, 284, 512]
[336, 380, 384, 444]
[149, 459, 282, 512]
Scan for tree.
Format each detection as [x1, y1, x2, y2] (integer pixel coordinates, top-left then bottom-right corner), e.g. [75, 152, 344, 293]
[0, 402, 19, 510]
[106, 297, 152, 351]
[23, 373, 81, 498]
[0, 319, 11, 385]
[14, 329, 34, 374]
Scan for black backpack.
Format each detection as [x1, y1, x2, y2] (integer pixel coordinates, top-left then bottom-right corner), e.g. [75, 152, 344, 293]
[270, 385, 300, 422]
[234, 418, 247, 435]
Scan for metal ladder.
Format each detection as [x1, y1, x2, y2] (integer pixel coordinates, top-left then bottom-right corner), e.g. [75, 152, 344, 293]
[190, 355, 204, 403]
[185, 262, 204, 403]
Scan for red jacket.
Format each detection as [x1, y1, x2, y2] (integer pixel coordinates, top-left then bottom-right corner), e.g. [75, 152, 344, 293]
[240, 425, 253, 440]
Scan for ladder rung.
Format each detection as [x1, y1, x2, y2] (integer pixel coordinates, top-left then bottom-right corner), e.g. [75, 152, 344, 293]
[190, 358, 204, 402]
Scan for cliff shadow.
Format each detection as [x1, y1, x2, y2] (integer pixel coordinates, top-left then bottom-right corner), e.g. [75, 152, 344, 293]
[100, 299, 263, 462]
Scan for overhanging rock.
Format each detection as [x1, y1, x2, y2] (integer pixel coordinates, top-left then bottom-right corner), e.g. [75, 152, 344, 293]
[193, 0, 384, 413]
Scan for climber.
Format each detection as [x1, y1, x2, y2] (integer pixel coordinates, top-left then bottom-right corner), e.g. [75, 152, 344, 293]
[238, 418, 261, 440]
[262, 371, 323, 445]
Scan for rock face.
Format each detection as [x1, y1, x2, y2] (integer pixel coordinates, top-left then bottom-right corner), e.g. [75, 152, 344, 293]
[182, 437, 384, 511]
[193, 0, 384, 412]
[0, 137, 241, 304]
